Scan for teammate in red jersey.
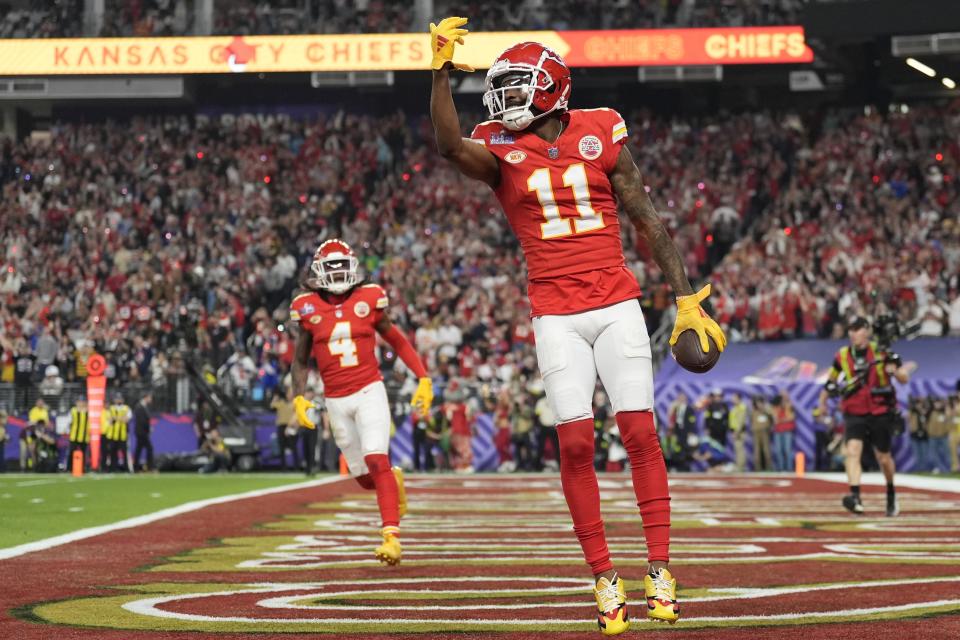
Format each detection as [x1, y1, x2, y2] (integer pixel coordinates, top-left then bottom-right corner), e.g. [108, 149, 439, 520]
[429, 17, 727, 635]
[290, 239, 434, 566]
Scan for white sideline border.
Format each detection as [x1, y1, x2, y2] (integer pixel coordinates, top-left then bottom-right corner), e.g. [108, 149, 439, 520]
[0, 475, 346, 561]
[808, 471, 960, 494]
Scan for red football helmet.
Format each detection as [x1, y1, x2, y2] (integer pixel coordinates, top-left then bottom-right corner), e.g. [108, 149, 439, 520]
[309, 239, 360, 294]
[483, 42, 571, 131]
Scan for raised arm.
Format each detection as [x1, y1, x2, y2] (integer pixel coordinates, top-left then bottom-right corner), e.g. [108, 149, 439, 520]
[609, 145, 727, 353]
[429, 17, 500, 187]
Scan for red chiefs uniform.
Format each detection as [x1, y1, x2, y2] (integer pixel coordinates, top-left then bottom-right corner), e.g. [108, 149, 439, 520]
[289, 283, 389, 398]
[471, 108, 639, 316]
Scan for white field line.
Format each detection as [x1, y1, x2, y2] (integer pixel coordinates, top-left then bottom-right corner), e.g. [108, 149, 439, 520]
[809, 472, 960, 494]
[273, 534, 960, 546]
[414, 471, 960, 495]
[235, 550, 960, 570]
[0, 476, 345, 561]
[119, 579, 960, 625]
[14, 479, 61, 487]
[254, 574, 960, 611]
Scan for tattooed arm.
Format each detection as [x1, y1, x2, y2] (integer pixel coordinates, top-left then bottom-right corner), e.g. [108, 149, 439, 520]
[610, 145, 727, 352]
[609, 145, 694, 297]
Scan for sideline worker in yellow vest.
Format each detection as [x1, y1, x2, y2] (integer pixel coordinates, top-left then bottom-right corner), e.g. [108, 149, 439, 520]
[818, 315, 909, 517]
[104, 396, 132, 473]
[69, 397, 91, 471]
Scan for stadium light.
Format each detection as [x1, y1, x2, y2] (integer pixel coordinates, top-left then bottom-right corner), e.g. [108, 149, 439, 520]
[943, 77, 957, 89]
[905, 57, 936, 77]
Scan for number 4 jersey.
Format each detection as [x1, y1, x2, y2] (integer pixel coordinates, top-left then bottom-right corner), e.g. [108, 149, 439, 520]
[471, 108, 641, 316]
[289, 284, 389, 398]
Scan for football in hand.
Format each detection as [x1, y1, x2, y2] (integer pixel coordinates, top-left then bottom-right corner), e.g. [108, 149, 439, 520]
[672, 330, 721, 374]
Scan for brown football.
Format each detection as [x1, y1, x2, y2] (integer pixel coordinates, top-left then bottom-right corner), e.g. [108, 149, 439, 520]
[672, 330, 721, 374]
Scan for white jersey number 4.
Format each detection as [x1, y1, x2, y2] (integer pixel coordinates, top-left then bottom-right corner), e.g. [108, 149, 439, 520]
[328, 321, 359, 367]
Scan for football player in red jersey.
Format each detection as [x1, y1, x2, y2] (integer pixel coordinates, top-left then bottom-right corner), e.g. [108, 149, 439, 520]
[290, 239, 434, 566]
[429, 17, 727, 634]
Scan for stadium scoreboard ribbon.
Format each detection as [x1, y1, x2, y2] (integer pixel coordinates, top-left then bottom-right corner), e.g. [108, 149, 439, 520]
[0, 26, 812, 75]
[86, 354, 107, 471]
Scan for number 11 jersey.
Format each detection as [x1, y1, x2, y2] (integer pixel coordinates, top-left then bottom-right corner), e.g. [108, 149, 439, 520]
[470, 108, 641, 316]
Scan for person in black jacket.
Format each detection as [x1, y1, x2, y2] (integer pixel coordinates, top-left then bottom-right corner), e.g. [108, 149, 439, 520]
[132, 393, 154, 472]
[669, 392, 699, 445]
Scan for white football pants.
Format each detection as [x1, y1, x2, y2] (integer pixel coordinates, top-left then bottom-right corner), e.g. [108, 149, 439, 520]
[324, 381, 391, 476]
[532, 299, 654, 424]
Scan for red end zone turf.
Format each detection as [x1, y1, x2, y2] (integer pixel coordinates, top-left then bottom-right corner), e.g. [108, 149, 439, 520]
[2, 474, 960, 639]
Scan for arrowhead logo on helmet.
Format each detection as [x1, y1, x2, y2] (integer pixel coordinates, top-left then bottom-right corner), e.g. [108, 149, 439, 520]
[483, 42, 571, 132]
[309, 239, 361, 294]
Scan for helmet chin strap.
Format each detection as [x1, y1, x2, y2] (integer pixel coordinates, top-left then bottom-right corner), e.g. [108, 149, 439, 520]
[501, 108, 535, 131]
[501, 104, 561, 131]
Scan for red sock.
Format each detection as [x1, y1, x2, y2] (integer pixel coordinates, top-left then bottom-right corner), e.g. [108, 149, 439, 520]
[558, 418, 612, 575]
[617, 411, 671, 563]
[363, 453, 399, 529]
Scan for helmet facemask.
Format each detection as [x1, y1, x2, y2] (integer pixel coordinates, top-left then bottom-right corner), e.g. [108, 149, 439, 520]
[309, 255, 359, 294]
[483, 47, 568, 131]
[484, 69, 541, 131]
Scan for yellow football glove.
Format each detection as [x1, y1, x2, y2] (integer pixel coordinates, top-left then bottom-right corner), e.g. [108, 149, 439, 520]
[411, 377, 434, 414]
[430, 16, 474, 72]
[669, 284, 728, 354]
[293, 394, 316, 429]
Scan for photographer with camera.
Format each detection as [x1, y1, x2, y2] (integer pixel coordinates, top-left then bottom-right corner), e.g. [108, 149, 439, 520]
[818, 316, 909, 517]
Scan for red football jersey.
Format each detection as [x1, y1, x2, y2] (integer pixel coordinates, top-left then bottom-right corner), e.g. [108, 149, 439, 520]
[471, 108, 640, 316]
[290, 283, 389, 398]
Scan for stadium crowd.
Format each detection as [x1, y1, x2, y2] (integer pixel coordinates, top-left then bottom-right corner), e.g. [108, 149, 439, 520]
[212, 0, 412, 36]
[708, 105, 960, 343]
[1, 100, 959, 471]
[434, 0, 807, 32]
[99, 0, 193, 37]
[5, 0, 809, 38]
[0, 0, 84, 38]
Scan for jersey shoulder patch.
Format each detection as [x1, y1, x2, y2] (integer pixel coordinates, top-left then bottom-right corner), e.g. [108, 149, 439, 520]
[470, 120, 499, 139]
[574, 108, 627, 144]
[361, 283, 389, 310]
[471, 120, 513, 144]
[290, 291, 322, 323]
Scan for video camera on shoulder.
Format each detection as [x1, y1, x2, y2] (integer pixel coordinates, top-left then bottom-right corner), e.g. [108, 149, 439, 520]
[872, 312, 901, 352]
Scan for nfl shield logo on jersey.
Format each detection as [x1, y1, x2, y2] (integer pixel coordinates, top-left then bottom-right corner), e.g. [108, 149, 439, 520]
[302, 303, 315, 314]
[548, 147, 559, 159]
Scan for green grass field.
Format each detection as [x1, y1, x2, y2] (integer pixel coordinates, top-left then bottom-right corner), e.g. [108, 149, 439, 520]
[0, 472, 331, 549]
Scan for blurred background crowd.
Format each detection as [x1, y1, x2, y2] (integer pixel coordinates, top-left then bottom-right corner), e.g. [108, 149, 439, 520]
[1, 100, 958, 471]
[0, 0, 959, 473]
[1, 0, 810, 39]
